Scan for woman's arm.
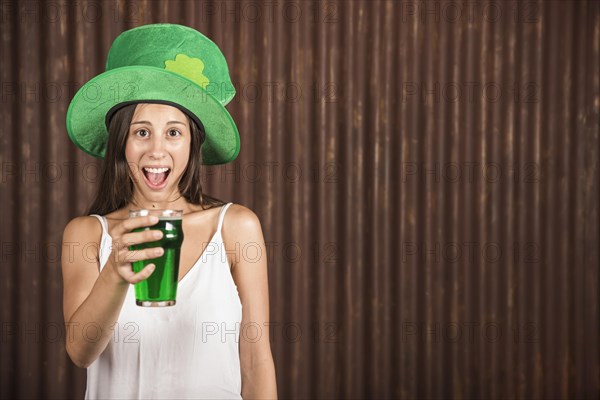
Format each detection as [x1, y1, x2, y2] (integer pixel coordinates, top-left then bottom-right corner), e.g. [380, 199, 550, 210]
[61, 215, 159, 368]
[226, 205, 278, 399]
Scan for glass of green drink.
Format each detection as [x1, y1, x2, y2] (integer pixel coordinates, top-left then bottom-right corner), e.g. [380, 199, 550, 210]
[128, 209, 184, 307]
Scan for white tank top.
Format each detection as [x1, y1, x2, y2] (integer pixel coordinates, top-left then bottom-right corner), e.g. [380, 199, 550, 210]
[85, 203, 242, 399]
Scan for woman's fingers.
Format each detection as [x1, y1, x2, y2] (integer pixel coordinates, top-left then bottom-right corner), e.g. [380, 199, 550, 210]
[119, 263, 156, 285]
[121, 229, 163, 248]
[115, 215, 158, 237]
[106, 215, 164, 284]
[116, 248, 163, 284]
[125, 246, 164, 263]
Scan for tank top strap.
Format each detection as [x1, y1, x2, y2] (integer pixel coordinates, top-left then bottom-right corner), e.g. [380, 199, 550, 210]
[216, 203, 233, 235]
[89, 214, 108, 235]
[89, 214, 111, 271]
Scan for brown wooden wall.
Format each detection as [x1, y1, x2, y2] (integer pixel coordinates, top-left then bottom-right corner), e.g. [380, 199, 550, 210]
[1, 0, 599, 398]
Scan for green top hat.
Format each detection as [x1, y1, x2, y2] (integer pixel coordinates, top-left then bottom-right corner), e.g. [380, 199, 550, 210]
[66, 23, 239, 165]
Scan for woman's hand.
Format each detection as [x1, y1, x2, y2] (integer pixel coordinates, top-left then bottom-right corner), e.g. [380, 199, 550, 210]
[106, 215, 164, 284]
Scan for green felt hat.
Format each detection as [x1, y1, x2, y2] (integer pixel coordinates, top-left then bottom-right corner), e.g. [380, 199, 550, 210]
[66, 23, 239, 165]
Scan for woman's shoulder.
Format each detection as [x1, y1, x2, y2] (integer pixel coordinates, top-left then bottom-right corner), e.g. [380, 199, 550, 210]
[222, 204, 264, 269]
[225, 203, 262, 229]
[222, 203, 263, 247]
[64, 214, 102, 231]
[62, 215, 103, 246]
[188, 202, 259, 225]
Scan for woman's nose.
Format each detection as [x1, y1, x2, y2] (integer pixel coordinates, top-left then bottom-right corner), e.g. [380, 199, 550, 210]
[149, 136, 166, 158]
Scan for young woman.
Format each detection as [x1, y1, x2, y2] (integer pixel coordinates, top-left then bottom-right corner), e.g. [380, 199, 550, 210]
[61, 24, 277, 399]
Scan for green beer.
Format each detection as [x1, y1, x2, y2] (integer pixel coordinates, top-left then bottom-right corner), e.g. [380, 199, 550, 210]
[128, 210, 184, 307]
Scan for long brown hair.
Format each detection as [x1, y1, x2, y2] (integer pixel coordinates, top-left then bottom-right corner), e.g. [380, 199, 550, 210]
[86, 103, 225, 215]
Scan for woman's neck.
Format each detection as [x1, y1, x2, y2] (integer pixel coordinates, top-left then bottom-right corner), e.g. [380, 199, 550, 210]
[127, 192, 196, 213]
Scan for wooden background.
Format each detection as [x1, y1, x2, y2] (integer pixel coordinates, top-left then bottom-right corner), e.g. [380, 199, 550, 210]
[0, 0, 598, 398]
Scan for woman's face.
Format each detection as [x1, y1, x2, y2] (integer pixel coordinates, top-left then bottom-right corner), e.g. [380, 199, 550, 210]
[125, 103, 191, 202]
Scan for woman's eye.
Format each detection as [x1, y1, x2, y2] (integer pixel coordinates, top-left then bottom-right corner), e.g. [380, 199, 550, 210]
[136, 129, 149, 137]
[168, 129, 181, 137]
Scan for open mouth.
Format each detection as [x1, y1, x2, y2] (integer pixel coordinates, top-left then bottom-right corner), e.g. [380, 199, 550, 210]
[141, 167, 171, 189]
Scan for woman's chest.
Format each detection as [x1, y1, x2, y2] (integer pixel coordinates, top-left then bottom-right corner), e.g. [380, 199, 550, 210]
[177, 228, 218, 282]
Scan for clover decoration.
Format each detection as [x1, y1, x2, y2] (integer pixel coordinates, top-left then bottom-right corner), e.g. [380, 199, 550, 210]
[164, 53, 210, 89]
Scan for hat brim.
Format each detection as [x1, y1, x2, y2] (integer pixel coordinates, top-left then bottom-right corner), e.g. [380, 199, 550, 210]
[66, 66, 240, 165]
